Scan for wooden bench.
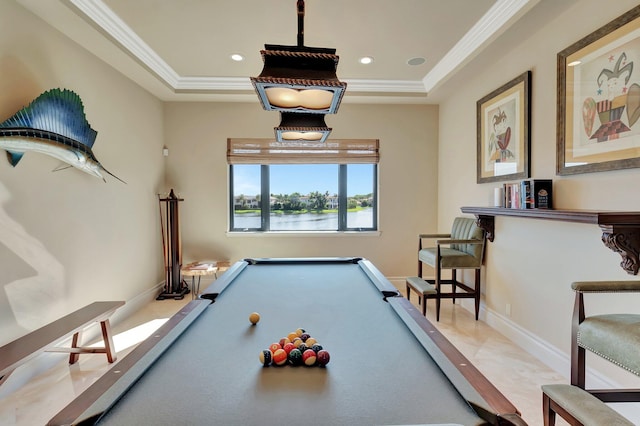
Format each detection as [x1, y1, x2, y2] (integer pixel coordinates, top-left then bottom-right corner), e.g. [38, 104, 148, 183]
[406, 276, 437, 316]
[542, 384, 634, 426]
[0, 301, 124, 386]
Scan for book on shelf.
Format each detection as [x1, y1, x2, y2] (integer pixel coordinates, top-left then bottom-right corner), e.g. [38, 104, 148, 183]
[502, 179, 552, 209]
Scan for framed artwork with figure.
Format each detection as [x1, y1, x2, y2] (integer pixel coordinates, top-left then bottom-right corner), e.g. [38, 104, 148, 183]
[477, 71, 531, 183]
[558, 5, 640, 175]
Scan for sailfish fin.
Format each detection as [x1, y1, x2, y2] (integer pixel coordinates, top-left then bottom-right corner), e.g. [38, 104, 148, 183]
[6, 150, 24, 167]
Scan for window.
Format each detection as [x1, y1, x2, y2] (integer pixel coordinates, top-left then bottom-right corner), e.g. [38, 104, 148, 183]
[228, 139, 378, 232]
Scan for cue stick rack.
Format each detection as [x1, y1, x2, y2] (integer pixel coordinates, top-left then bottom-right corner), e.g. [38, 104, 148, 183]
[156, 189, 189, 300]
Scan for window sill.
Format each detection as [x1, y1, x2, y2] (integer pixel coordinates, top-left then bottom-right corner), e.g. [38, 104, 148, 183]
[226, 231, 381, 237]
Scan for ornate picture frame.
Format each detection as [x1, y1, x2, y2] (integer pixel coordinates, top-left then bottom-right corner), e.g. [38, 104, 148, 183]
[557, 5, 640, 175]
[477, 71, 531, 183]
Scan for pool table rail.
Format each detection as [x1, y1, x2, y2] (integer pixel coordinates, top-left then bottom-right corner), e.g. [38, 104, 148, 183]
[391, 297, 527, 426]
[200, 257, 400, 301]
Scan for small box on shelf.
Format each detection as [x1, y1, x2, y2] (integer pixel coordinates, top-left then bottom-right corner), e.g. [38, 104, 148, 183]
[529, 179, 553, 209]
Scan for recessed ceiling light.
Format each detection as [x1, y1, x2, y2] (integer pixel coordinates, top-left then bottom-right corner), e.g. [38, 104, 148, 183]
[407, 57, 426, 66]
[231, 54, 244, 62]
[359, 56, 374, 65]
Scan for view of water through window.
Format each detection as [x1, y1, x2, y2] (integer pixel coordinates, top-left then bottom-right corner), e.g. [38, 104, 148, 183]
[234, 209, 374, 231]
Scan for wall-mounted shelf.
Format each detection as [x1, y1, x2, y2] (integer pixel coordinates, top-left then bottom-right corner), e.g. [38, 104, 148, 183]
[461, 207, 640, 275]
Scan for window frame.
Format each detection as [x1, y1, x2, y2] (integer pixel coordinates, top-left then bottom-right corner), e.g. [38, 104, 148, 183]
[229, 163, 378, 233]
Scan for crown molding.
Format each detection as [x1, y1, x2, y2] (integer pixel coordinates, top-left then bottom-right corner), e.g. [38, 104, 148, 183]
[422, 0, 539, 92]
[66, 0, 533, 101]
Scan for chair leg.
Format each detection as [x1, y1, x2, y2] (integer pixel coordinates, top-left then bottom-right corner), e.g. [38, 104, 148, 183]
[474, 269, 481, 320]
[435, 265, 441, 321]
[542, 392, 555, 426]
[451, 269, 457, 304]
[571, 292, 586, 389]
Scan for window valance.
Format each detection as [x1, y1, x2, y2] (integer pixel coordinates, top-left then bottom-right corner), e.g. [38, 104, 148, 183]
[227, 138, 379, 164]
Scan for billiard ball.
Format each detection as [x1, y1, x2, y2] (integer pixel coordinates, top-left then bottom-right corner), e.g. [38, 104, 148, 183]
[273, 349, 288, 366]
[298, 343, 308, 353]
[287, 332, 298, 342]
[283, 342, 296, 354]
[279, 337, 291, 347]
[317, 350, 330, 366]
[302, 349, 317, 366]
[259, 349, 272, 366]
[311, 344, 323, 353]
[295, 328, 306, 337]
[249, 312, 260, 325]
[269, 343, 281, 353]
[288, 348, 302, 365]
[300, 333, 310, 342]
[305, 337, 317, 347]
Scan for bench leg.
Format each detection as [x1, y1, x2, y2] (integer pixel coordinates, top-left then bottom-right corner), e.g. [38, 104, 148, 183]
[69, 331, 82, 364]
[101, 319, 117, 363]
[67, 320, 117, 364]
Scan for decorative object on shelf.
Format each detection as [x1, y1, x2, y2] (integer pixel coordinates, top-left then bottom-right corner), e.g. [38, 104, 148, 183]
[461, 206, 640, 275]
[558, 5, 640, 175]
[0, 88, 124, 183]
[477, 71, 531, 183]
[157, 189, 189, 300]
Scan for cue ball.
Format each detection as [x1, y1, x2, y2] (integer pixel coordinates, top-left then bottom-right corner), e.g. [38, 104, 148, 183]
[249, 312, 260, 325]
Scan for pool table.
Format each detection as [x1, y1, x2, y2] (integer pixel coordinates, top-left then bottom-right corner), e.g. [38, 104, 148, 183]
[48, 258, 526, 426]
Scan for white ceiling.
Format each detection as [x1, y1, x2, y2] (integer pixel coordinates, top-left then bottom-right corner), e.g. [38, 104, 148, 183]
[16, 0, 541, 103]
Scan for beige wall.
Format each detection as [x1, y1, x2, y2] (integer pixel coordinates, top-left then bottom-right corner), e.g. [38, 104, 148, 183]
[163, 102, 439, 277]
[0, 1, 165, 346]
[433, 0, 640, 390]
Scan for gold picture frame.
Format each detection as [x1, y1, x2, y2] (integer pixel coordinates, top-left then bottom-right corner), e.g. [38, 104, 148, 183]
[558, 5, 640, 175]
[477, 71, 531, 183]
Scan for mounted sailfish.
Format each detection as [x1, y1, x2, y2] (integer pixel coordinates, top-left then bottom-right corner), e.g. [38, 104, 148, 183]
[0, 88, 124, 182]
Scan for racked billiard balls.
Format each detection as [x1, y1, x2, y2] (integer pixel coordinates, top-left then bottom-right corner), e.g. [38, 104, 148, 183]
[288, 348, 302, 365]
[273, 349, 288, 366]
[302, 349, 317, 366]
[259, 349, 272, 366]
[317, 350, 330, 366]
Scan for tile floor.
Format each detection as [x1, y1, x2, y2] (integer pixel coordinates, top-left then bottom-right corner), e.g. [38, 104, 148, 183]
[0, 279, 575, 426]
